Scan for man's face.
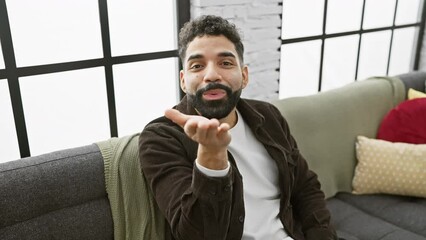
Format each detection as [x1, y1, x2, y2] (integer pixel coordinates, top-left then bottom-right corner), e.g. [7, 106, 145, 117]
[180, 35, 249, 119]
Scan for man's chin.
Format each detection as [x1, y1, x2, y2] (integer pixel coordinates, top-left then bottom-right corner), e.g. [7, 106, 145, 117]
[202, 98, 228, 107]
[197, 108, 231, 120]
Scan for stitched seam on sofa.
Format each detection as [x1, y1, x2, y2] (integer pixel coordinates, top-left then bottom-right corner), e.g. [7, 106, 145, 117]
[329, 199, 359, 231]
[1, 196, 109, 229]
[330, 211, 362, 240]
[0, 150, 100, 174]
[335, 229, 360, 240]
[334, 208, 426, 240]
[340, 197, 426, 238]
[372, 76, 402, 107]
[377, 228, 426, 240]
[376, 229, 397, 240]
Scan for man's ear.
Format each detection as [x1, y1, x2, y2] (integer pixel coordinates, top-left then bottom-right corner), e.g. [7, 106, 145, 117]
[241, 65, 249, 89]
[179, 70, 186, 93]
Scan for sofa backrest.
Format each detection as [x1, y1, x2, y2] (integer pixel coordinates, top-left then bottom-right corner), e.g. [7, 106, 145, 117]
[0, 144, 113, 239]
[272, 77, 405, 198]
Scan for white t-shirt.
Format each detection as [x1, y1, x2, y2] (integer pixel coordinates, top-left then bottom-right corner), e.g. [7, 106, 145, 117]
[228, 111, 293, 240]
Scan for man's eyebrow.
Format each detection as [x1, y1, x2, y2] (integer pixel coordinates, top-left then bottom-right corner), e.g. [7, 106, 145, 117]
[218, 52, 236, 58]
[186, 52, 236, 62]
[187, 54, 203, 62]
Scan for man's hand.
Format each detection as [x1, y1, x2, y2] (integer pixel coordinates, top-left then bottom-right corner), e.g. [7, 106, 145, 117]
[165, 109, 230, 170]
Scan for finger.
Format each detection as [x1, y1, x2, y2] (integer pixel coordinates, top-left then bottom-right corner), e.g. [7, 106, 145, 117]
[184, 118, 199, 138]
[218, 122, 230, 132]
[217, 123, 231, 144]
[198, 119, 220, 141]
[165, 109, 189, 127]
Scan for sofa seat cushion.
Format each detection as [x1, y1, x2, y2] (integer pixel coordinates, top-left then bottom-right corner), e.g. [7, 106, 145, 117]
[327, 192, 426, 240]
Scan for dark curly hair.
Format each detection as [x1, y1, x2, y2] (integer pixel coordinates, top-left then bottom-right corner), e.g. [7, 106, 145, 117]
[178, 15, 244, 65]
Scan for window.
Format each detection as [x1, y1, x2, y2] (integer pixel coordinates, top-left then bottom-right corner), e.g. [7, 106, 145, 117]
[279, 0, 425, 98]
[0, 0, 190, 161]
[0, 81, 20, 163]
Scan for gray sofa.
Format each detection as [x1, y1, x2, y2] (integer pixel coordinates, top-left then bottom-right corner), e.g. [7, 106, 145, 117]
[0, 145, 113, 239]
[272, 71, 426, 240]
[1, 72, 426, 240]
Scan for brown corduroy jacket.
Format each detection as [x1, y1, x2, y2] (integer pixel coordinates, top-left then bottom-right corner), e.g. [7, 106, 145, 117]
[139, 96, 337, 240]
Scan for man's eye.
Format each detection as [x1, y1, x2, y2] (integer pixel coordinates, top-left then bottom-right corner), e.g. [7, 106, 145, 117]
[190, 64, 202, 69]
[222, 61, 233, 66]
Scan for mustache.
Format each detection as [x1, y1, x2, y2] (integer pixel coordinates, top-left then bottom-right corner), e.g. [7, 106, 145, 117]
[196, 83, 233, 96]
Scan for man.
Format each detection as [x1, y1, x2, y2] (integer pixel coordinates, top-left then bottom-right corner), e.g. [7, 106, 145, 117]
[139, 15, 337, 240]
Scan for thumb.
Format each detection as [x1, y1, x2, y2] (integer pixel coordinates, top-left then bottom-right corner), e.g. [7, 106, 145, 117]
[165, 109, 189, 127]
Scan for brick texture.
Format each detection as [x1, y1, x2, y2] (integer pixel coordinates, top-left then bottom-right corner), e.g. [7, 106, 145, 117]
[190, 0, 283, 101]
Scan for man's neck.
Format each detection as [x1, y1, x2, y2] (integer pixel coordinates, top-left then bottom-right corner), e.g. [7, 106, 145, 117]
[219, 108, 238, 129]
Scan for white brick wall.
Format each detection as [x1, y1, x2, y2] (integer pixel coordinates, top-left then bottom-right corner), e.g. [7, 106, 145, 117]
[190, 0, 283, 101]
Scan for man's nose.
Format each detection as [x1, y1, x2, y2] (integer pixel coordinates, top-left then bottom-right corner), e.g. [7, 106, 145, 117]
[203, 64, 222, 82]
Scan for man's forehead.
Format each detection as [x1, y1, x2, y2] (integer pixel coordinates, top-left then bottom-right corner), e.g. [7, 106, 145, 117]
[186, 36, 237, 54]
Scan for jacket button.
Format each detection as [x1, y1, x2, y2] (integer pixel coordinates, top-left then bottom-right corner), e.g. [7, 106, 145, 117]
[238, 215, 244, 223]
[224, 184, 231, 191]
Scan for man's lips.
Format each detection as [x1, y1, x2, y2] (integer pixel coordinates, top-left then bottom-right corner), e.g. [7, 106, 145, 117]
[202, 89, 227, 100]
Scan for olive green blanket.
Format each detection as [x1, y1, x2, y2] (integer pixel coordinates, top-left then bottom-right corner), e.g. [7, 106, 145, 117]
[97, 133, 165, 240]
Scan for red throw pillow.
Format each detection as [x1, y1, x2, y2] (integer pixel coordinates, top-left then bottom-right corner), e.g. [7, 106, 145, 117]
[377, 98, 426, 144]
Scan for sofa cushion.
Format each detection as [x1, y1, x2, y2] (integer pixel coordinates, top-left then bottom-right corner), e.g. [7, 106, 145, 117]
[377, 98, 426, 144]
[0, 144, 113, 239]
[352, 136, 426, 198]
[327, 192, 426, 240]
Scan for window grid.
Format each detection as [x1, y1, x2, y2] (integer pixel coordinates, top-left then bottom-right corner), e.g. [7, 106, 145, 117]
[280, 0, 426, 92]
[385, 0, 400, 76]
[0, 0, 190, 158]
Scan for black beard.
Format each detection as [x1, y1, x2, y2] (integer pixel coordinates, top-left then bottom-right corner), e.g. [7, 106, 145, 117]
[187, 83, 242, 119]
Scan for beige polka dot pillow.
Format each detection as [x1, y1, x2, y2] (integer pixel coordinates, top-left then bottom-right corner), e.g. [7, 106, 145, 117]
[352, 136, 426, 198]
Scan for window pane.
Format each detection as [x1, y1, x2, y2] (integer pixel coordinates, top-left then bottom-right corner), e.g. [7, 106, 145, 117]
[0, 40, 4, 69]
[279, 40, 321, 98]
[107, 0, 176, 56]
[282, 0, 324, 39]
[20, 67, 110, 156]
[395, 0, 422, 25]
[389, 27, 417, 75]
[113, 58, 179, 136]
[326, 0, 363, 34]
[322, 35, 359, 91]
[0, 81, 20, 163]
[6, 0, 103, 67]
[363, 0, 396, 29]
[358, 31, 392, 80]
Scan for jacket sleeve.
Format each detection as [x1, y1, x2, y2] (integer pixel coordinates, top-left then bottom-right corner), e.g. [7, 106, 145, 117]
[139, 121, 234, 240]
[273, 106, 338, 240]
